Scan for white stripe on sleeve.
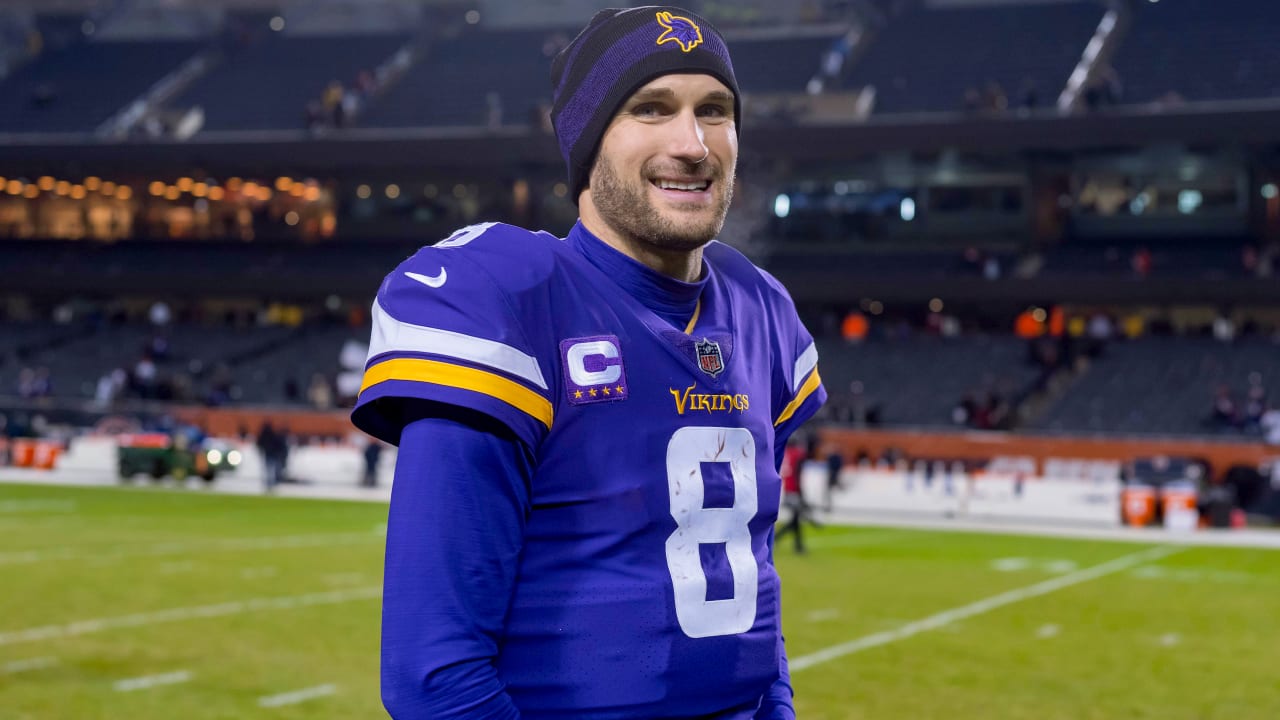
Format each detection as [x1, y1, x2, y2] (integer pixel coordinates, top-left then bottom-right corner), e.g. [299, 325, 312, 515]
[367, 300, 548, 390]
[792, 341, 818, 393]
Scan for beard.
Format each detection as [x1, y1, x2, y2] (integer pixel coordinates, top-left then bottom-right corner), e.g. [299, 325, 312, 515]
[588, 153, 735, 253]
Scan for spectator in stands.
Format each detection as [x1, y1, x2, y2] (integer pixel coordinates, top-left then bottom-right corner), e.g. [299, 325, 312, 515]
[981, 80, 1008, 115]
[1130, 246, 1152, 278]
[486, 91, 504, 129]
[204, 363, 235, 406]
[132, 354, 157, 399]
[1083, 65, 1123, 110]
[94, 367, 126, 408]
[322, 80, 344, 126]
[16, 367, 36, 399]
[1261, 405, 1280, 446]
[283, 377, 301, 403]
[1209, 385, 1239, 431]
[952, 393, 977, 427]
[307, 373, 334, 410]
[1017, 77, 1039, 115]
[1243, 376, 1267, 432]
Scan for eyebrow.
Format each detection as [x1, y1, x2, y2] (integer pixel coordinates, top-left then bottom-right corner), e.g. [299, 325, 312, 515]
[628, 87, 735, 104]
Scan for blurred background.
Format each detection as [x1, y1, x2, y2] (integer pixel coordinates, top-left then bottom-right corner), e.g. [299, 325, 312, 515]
[1, 0, 1278, 718]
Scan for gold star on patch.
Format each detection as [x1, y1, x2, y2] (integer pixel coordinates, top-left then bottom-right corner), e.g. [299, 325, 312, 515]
[602, 386, 611, 396]
[615, 385, 624, 394]
[574, 390, 583, 399]
[588, 388, 597, 397]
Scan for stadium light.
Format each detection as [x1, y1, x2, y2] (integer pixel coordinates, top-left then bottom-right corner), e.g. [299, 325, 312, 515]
[269, 16, 285, 32]
[773, 193, 790, 218]
[355, 184, 372, 199]
[1177, 189, 1202, 214]
[900, 197, 916, 221]
[1261, 183, 1278, 199]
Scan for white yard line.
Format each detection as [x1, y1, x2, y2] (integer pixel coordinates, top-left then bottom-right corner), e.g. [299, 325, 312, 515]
[2, 656, 58, 674]
[113, 670, 192, 692]
[791, 544, 1183, 672]
[258, 684, 337, 707]
[0, 586, 381, 647]
[0, 530, 384, 567]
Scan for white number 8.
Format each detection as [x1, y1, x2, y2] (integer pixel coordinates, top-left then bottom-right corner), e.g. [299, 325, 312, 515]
[665, 426, 758, 638]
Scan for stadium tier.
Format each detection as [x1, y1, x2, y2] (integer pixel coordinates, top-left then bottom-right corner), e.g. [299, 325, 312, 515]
[0, 39, 203, 132]
[842, 1, 1103, 114]
[1111, 0, 1280, 103]
[163, 32, 410, 131]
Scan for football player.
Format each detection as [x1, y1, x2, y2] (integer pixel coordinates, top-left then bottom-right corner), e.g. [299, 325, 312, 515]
[353, 6, 826, 718]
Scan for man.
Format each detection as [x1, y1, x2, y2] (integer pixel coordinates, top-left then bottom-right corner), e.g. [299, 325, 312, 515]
[774, 436, 810, 554]
[352, 7, 826, 718]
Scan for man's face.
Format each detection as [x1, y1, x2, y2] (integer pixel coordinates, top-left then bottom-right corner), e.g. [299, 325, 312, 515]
[586, 73, 737, 253]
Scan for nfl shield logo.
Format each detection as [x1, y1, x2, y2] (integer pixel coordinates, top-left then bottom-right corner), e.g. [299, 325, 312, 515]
[695, 338, 725, 378]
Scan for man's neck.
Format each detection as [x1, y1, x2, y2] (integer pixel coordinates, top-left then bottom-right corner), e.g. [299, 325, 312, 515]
[578, 203, 704, 284]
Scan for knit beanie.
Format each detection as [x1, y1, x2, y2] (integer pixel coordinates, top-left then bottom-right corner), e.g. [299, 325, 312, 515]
[550, 6, 740, 202]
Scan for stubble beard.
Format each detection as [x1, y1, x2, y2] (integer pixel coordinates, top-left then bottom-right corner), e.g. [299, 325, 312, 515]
[589, 154, 735, 254]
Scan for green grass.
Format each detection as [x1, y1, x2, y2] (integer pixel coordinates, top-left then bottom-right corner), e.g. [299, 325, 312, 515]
[2, 483, 1278, 719]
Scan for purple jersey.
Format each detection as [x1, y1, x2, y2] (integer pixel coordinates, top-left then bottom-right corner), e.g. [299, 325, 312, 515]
[354, 221, 825, 717]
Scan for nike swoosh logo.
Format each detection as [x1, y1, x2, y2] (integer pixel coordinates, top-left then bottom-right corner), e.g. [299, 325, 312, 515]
[405, 269, 447, 288]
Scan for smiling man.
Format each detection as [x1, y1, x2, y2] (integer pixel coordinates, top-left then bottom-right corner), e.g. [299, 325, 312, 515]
[353, 6, 826, 719]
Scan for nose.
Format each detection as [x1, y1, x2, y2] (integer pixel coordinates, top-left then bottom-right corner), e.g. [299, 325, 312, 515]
[668, 109, 708, 164]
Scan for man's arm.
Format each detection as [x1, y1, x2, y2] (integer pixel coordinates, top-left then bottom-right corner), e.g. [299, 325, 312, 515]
[380, 411, 533, 719]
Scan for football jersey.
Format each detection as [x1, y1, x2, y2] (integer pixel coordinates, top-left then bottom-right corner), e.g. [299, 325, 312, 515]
[353, 221, 826, 717]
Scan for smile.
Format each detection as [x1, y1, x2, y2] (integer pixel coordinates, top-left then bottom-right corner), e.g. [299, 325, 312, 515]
[651, 179, 711, 193]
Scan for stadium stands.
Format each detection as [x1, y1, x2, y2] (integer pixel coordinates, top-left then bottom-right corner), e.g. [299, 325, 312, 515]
[1031, 336, 1280, 436]
[163, 33, 408, 131]
[730, 31, 841, 93]
[1110, 0, 1280, 104]
[842, 1, 1102, 114]
[0, 39, 202, 133]
[817, 335, 1043, 428]
[1039, 238, 1254, 279]
[359, 27, 555, 128]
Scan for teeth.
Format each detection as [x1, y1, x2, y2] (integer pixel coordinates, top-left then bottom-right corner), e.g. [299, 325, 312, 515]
[656, 180, 708, 191]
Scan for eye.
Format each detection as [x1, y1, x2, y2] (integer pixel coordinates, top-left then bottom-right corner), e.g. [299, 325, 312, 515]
[698, 104, 731, 119]
[631, 102, 664, 117]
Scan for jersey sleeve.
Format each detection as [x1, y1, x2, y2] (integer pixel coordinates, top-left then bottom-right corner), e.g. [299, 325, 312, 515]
[351, 224, 555, 449]
[760, 269, 827, 442]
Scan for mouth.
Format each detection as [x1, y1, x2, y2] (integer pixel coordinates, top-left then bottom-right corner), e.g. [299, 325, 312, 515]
[650, 177, 713, 204]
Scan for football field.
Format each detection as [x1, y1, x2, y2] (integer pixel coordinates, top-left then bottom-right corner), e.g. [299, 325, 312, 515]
[1, 482, 1277, 719]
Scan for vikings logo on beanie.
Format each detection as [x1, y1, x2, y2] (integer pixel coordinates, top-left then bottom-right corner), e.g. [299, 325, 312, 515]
[549, 6, 740, 203]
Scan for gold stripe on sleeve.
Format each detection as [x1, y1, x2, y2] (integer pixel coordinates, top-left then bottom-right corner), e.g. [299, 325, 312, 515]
[360, 357, 553, 429]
